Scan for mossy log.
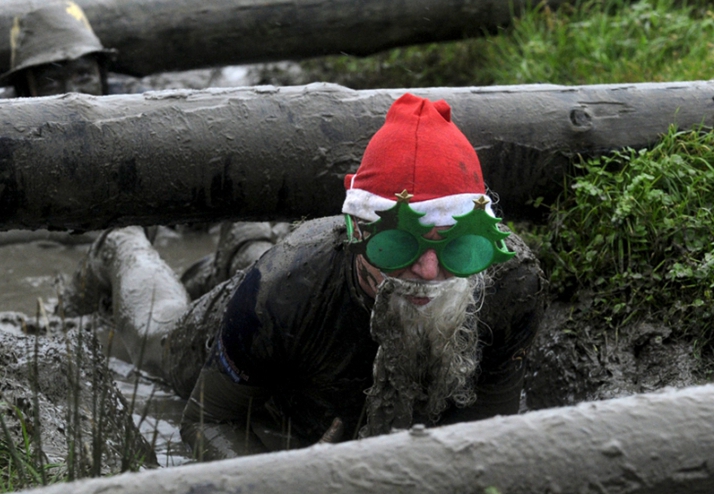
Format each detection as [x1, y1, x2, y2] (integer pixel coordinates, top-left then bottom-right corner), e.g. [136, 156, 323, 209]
[23, 384, 714, 494]
[0, 0, 575, 77]
[1, 82, 713, 231]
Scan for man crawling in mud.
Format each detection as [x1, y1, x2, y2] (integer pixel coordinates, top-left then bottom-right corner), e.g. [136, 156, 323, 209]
[65, 93, 545, 459]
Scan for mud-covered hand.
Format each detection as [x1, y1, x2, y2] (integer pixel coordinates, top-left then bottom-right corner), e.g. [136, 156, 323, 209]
[318, 417, 344, 443]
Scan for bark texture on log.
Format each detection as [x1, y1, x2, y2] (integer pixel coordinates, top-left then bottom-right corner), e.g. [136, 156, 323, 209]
[21, 384, 714, 494]
[0, 0, 575, 77]
[1, 82, 714, 231]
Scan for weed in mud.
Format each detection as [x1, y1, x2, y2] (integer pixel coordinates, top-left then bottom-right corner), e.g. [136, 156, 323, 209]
[0, 405, 63, 491]
[0, 274, 156, 491]
[536, 125, 714, 346]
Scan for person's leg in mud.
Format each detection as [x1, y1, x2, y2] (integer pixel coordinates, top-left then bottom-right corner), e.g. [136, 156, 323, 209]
[148, 259, 294, 459]
[64, 224, 294, 458]
[169, 290, 317, 460]
[63, 222, 286, 376]
[64, 226, 191, 377]
[181, 221, 290, 300]
[169, 221, 302, 459]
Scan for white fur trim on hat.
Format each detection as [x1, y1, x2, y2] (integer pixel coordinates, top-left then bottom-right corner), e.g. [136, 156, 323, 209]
[342, 188, 495, 225]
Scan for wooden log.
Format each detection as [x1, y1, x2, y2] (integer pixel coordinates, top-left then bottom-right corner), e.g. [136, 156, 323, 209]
[21, 384, 714, 494]
[1, 82, 713, 231]
[0, 0, 576, 77]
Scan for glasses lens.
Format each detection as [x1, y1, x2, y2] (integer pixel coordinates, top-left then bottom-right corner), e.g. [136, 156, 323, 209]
[366, 229, 420, 271]
[441, 235, 494, 276]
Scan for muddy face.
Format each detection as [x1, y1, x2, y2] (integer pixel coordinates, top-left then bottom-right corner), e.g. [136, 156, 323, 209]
[27, 55, 103, 96]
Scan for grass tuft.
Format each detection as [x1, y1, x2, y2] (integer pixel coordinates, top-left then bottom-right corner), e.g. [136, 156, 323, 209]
[0, 404, 63, 491]
[484, 0, 714, 85]
[536, 125, 714, 345]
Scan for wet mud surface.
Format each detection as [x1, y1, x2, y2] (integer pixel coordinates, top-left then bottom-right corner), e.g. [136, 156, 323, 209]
[107, 358, 192, 468]
[0, 226, 218, 468]
[1, 225, 710, 472]
[525, 297, 708, 412]
[0, 227, 217, 314]
[3, 226, 709, 470]
[0, 240, 87, 315]
[0, 316, 155, 475]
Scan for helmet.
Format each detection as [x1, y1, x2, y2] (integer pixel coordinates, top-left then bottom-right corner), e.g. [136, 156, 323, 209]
[1, 1, 115, 83]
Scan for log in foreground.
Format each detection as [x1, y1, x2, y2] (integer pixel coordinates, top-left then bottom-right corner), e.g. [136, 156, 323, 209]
[21, 384, 714, 494]
[2, 82, 714, 231]
[0, 0, 576, 77]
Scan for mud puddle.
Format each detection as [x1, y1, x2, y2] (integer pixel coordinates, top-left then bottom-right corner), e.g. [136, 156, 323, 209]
[0, 226, 219, 467]
[0, 240, 87, 314]
[108, 358, 192, 467]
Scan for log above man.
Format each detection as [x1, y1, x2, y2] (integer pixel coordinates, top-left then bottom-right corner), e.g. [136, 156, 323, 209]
[64, 93, 546, 459]
[2, 81, 714, 230]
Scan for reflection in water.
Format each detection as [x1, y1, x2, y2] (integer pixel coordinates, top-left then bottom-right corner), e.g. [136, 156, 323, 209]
[0, 226, 219, 468]
[109, 358, 192, 467]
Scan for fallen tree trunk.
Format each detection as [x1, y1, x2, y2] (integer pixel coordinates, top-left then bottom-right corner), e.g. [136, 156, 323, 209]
[21, 384, 714, 494]
[1, 0, 576, 77]
[1, 82, 713, 231]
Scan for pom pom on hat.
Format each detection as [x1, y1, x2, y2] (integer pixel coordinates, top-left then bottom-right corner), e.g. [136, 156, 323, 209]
[342, 93, 493, 225]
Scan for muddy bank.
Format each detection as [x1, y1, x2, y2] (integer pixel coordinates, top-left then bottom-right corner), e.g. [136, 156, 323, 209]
[0, 227, 218, 473]
[3, 293, 712, 492]
[525, 297, 705, 411]
[1, 230, 711, 489]
[0, 312, 155, 478]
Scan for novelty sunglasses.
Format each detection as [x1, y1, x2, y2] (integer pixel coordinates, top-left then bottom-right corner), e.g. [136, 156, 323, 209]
[345, 193, 514, 277]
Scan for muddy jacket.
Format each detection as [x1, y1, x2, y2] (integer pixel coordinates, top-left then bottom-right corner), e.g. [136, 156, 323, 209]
[181, 216, 545, 459]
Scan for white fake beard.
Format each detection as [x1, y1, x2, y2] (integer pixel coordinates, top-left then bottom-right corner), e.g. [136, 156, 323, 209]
[360, 274, 486, 437]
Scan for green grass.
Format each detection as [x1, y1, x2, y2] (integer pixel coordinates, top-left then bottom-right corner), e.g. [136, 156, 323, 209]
[484, 0, 714, 85]
[0, 308, 151, 491]
[0, 404, 63, 491]
[535, 125, 714, 344]
[298, 0, 714, 88]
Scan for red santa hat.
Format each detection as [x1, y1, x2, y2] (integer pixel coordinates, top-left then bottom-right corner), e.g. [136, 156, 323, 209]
[342, 93, 493, 225]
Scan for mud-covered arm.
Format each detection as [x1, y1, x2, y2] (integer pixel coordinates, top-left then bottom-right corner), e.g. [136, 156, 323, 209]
[179, 265, 278, 460]
[440, 231, 546, 424]
[180, 364, 271, 460]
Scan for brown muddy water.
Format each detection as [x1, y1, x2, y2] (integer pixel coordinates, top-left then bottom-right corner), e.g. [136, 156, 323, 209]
[0, 226, 219, 467]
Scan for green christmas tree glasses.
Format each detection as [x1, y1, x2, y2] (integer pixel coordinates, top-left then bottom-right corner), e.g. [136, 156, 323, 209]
[346, 192, 514, 277]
